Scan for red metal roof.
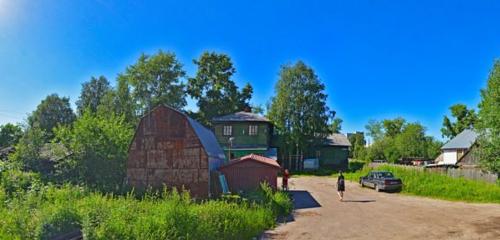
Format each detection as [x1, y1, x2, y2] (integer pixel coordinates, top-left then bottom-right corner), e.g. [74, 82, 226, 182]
[219, 154, 281, 169]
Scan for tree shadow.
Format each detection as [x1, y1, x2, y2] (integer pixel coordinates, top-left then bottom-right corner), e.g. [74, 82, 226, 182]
[289, 190, 321, 209]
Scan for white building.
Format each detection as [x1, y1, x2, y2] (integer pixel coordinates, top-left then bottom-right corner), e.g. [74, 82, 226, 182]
[438, 129, 478, 165]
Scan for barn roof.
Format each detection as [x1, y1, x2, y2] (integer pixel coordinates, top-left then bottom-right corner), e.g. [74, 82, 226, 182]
[141, 105, 226, 161]
[219, 154, 281, 169]
[324, 133, 351, 147]
[212, 111, 270, 123]
[442, 129, 478, 150]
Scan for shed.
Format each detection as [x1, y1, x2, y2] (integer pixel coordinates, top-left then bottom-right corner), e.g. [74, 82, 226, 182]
[127, 105, 226, 198]
[439, 129, 478, 165]
[219, 154, 281, 192]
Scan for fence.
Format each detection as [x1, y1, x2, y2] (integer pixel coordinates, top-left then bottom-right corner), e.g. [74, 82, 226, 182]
[369, 163, 498, 184]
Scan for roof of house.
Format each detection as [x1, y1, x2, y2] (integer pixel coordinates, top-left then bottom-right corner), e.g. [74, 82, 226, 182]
[441, 129, 478, 150]
[212, 111, 270, 123]
[219, 154, 281, 169]
[142, 105, 226, 161]
[324, 133, 352, 147]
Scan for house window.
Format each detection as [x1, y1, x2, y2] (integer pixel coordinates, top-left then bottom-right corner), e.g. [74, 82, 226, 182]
[223, 125, 232, 136]
[249, 125, 258, 136]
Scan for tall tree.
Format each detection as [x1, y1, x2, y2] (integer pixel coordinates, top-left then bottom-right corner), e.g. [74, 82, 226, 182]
[76, 76, 111, 115]
[0, 123, 23, 148]
[329, 117, 343, 134]
[441, 104, 477, 139]
[188, 52, 253, 126]
[383, 117, 406, 137]
[28, 94, 76, 137]
[268, 61, 333, 157]
[348, 132, 366, 159]
[477, 60, 500, 173]
[120, 50, 187, 114]
[365, 120, 384, 142]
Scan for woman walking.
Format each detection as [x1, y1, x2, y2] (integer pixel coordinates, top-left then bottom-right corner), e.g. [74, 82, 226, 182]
[337, 171, 345, 201]
[282, 169, 290, 191]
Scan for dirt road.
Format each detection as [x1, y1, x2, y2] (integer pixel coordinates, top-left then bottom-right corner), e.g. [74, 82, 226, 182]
[262, 176, 500, 240]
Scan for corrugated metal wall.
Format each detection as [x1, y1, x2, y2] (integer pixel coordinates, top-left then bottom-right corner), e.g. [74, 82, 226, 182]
[127, 106, 210, 198]
[220, 161, 279, 192]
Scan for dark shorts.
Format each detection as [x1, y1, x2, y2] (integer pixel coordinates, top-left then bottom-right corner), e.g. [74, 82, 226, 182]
[338, 185, 345, 192]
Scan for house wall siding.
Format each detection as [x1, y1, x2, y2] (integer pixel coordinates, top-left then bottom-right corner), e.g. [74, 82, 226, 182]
[213, 122, 271, 148]
[127, 107, 210, 198]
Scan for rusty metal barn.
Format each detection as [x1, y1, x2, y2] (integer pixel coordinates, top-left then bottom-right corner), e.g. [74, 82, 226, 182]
[219, 154, 281, 192]
[127, 105, 226, 198]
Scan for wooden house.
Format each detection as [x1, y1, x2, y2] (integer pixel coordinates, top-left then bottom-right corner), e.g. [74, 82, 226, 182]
[435, 129, 479, 166]
[212, 111, 276, 160]
[317, 134, 351, 170]
[127, 105, 226, 198]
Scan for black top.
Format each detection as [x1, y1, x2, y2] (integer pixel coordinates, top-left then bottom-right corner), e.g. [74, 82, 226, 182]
[337, 175, 345, 191]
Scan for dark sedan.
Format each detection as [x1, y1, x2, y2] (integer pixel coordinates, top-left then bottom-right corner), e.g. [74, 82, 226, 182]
[359, 171, 402, 192]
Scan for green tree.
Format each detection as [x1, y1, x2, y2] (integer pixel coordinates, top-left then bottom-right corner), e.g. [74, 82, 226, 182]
[383, 117, 406, 137]
[477, 60, 500, 173]
[188, 52, 253, 126]
[120, 50, 187, 114]
[329, 118, 343, 134]
[394, 123, 427, 158]
[0, 123, 23, 148]
[365, 120, 384, 142]
[76, 76, 112, 115]
[441, 104, 477, 139]
[268, 61, 333, 158]
[28, 94, 76, 137]
[53, 112, 134, 191]
[10, 127, 48, 172]
[348, 132, 366, 159]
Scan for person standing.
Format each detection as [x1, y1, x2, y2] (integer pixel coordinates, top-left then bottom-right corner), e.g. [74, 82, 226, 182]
[337, 171, 345, 201]
[282, 169, 290, 191]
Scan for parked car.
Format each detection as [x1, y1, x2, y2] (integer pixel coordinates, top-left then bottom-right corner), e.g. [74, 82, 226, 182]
[359, 171, 402, 192]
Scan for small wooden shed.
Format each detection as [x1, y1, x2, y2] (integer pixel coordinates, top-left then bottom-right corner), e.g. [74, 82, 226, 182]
[127, 105, 226, 198]
[219, 154, 281, 192]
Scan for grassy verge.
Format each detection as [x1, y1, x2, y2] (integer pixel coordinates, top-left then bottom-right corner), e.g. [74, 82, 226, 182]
[0, 171, 292, 239]
[344, 164, 500, 203]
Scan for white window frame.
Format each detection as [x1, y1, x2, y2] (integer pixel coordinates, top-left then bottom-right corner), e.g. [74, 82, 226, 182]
[248, 125, 258, 136]
[223, 125, 232, 136]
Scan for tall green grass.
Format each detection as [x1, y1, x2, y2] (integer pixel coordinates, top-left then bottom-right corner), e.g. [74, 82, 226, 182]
[0, 182, 291, 239]
[344, 164, 500, 203]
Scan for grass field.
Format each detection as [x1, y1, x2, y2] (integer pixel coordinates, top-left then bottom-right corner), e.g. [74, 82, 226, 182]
[0, 171, 292, 240]
[343, 164, 500, 203]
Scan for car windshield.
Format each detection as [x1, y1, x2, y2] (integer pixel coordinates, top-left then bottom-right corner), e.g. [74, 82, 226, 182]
[377, 172, 394, 178]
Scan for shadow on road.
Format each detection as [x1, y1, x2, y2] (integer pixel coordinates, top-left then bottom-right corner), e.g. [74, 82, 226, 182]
[289, 190, 321, 209]
[342, 199, 376, 203]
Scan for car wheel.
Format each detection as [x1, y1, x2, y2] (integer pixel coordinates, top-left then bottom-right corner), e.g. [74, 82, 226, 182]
[375, 185, 381, 192]
[361, 181, 365, 187]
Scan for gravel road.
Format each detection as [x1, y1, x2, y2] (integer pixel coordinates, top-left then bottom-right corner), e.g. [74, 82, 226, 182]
[262, 176, 500, 240]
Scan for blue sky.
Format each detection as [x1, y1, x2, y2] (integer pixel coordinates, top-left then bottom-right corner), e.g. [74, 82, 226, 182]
[1, 0, 499, 141]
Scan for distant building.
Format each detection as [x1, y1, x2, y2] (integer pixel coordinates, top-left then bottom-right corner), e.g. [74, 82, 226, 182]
[212, 111, 276, 160]
[435, 129, 478, 166]
[127, 105, 226, 198]
[317, 133, 351, 170]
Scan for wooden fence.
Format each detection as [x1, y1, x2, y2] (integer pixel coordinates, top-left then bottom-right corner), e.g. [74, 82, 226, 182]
[369, 163, 498, 184]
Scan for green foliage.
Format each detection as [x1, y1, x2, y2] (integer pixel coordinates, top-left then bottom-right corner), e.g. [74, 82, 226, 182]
[187, 51, 253, 126]
[362, 118, 441, 162]
[28, 94, 76, 138]
[10, 127, 49, 173]
[344, 164, 500, 203]
[329, 117, 343, 134]
[441, 104, 477, 139]
[477, 60, 500, 173]
[0, 123, 23, 148]
[76, 76, 112, 116]
[53, 112, 133, 191]
[348, 132, 366, 159]
[0, 179, 289, 240]
[120, 50, 187, 114]
[268, 61, 333, 157]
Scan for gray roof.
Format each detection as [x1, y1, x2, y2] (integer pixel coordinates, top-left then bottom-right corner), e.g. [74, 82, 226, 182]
[212, 111, 270, 123]
[324, 133, 351, 147]
[442, 129, 478, 150]
[187, 117, 226, 162]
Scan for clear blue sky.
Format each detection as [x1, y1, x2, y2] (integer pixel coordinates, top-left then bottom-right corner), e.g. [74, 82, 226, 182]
[1, 0, 499, 141]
